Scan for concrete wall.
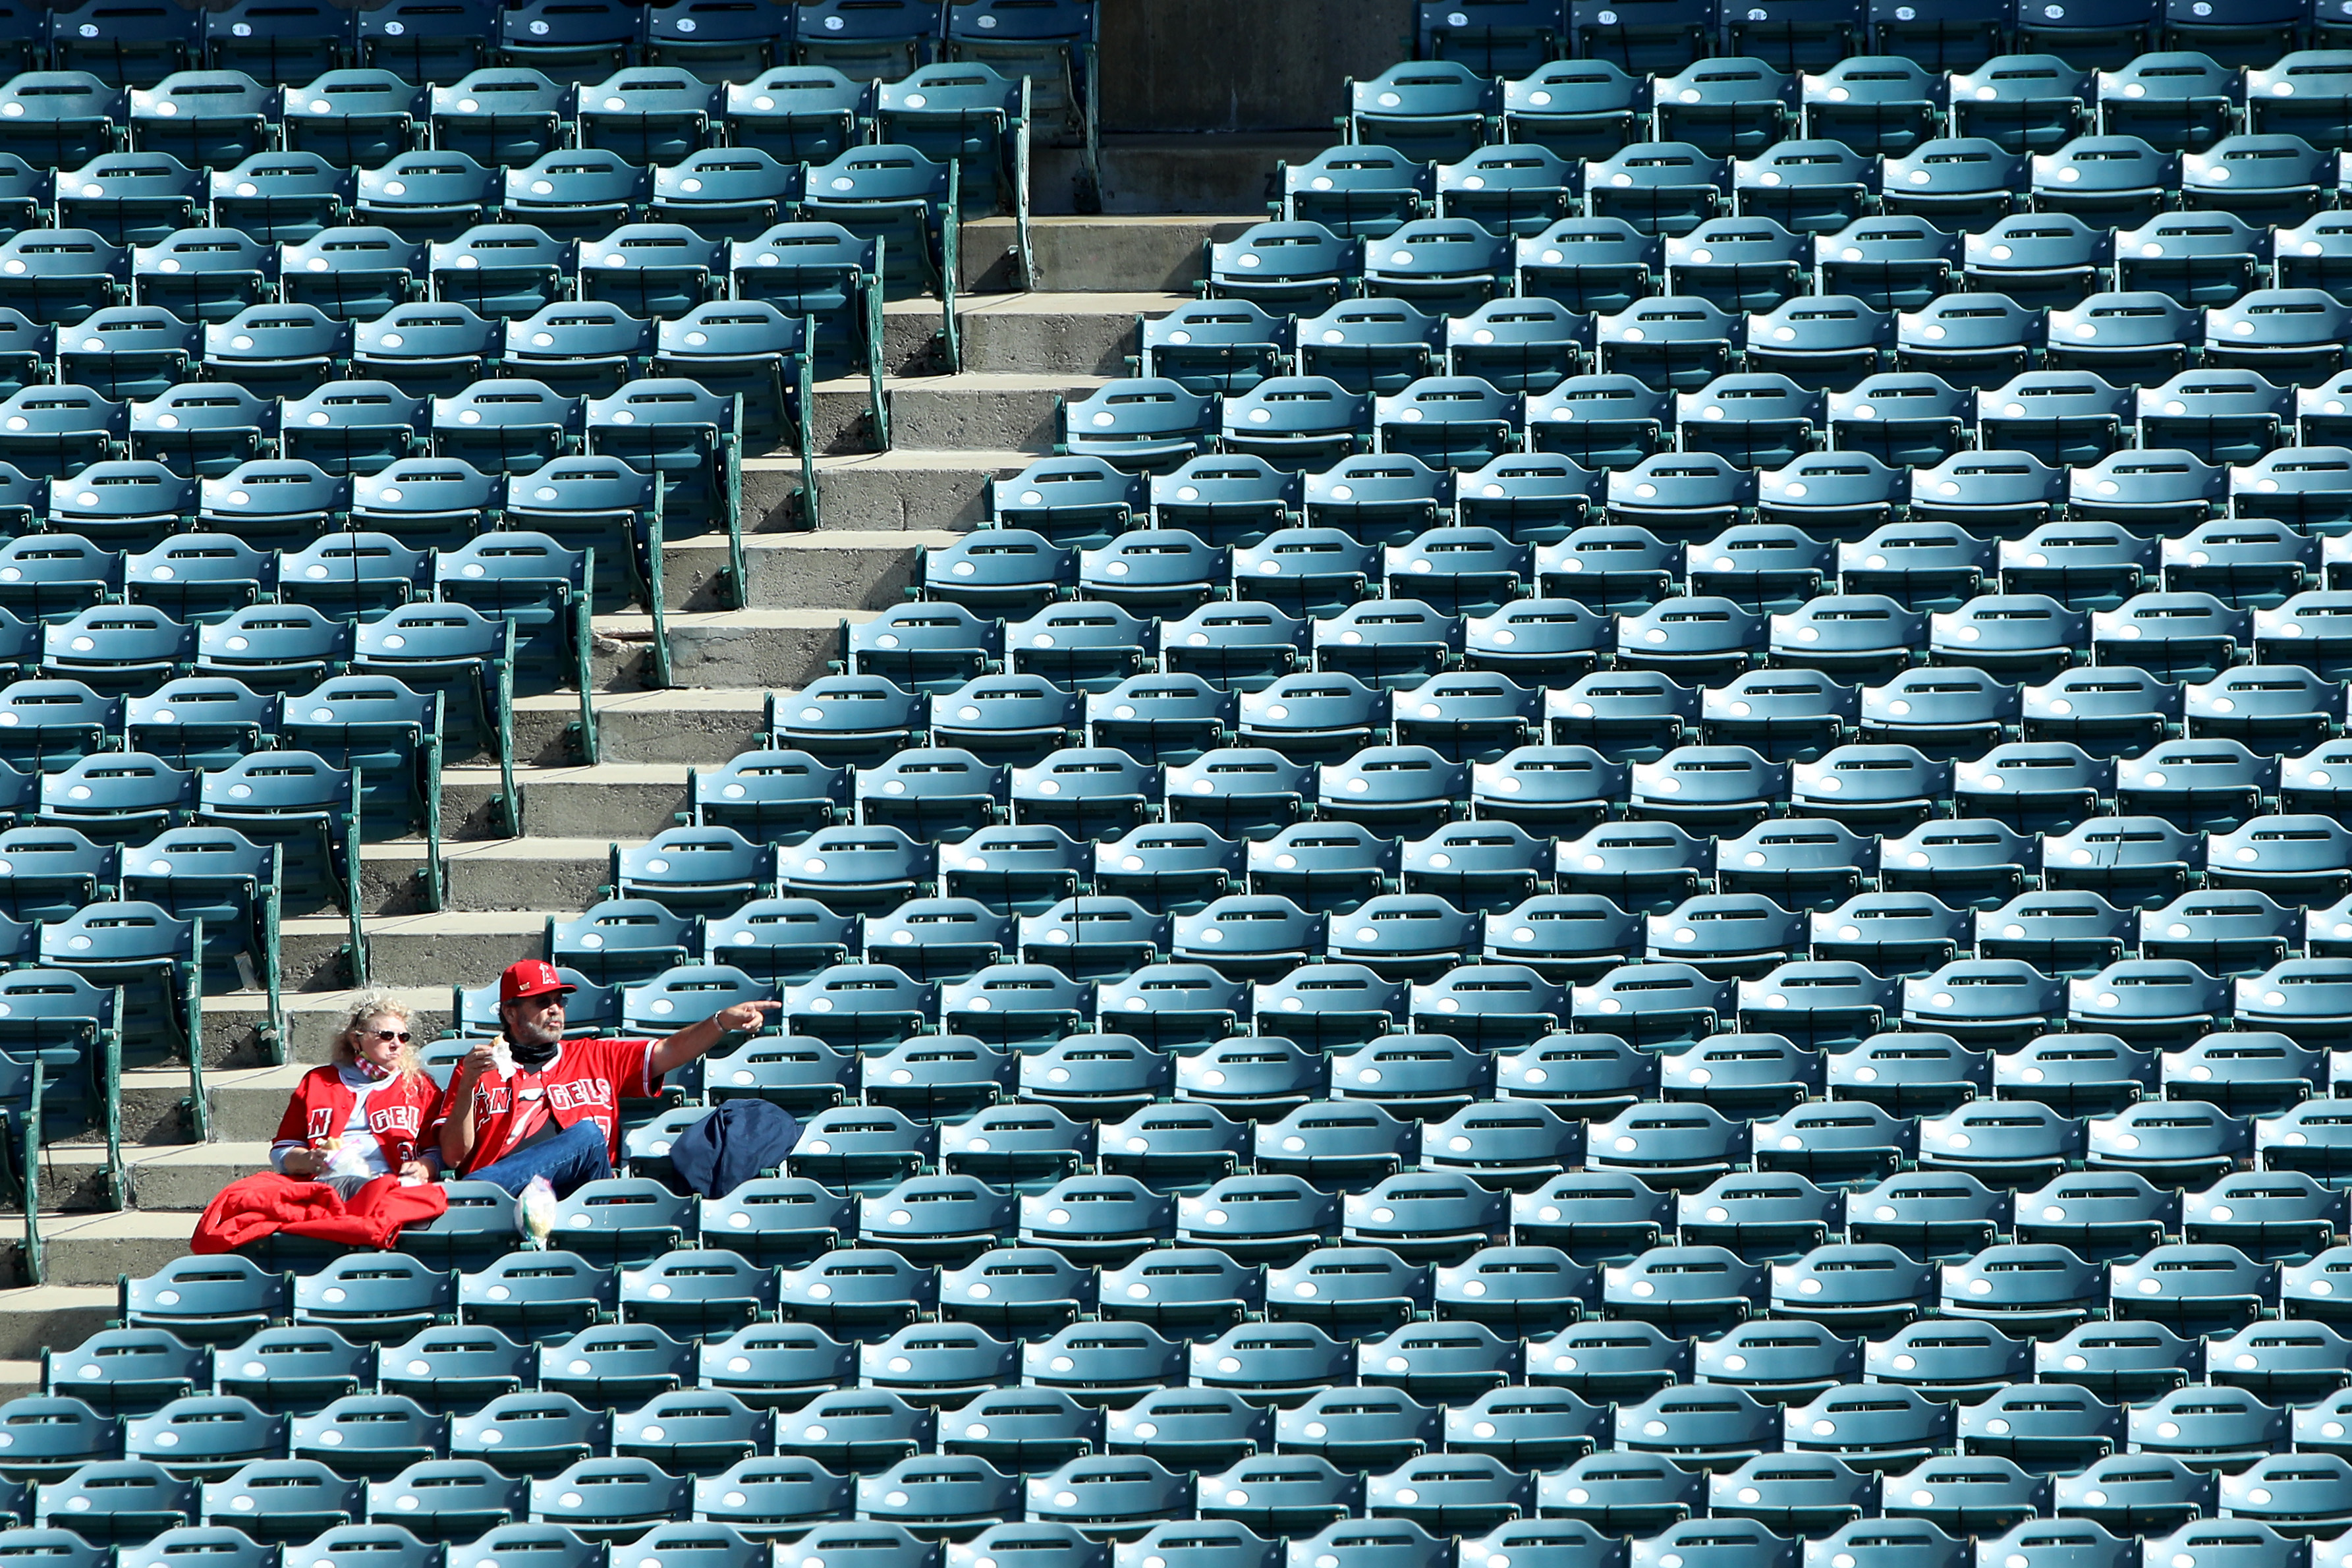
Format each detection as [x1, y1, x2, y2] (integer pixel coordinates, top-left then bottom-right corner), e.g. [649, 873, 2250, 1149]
[1100, 0, 1419, 132]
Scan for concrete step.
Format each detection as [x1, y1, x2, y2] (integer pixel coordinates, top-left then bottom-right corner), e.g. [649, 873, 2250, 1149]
[281, 908, 547, 993]
[745, 368, 1107, 537]
[109, 1058, 397, 1150]
[1034, 134, 1320, 217]
[964, 214, 1256, 294]
[47, 1143, 277, 1219]
[804, 300, 1162, 456]
[885, 293, 1174, 378]
[14, 1209, 203, 1288]
[0, 1287, 111, 1361]
[106, 1058, 405, 1150]
[756, 449, 1030, 535]
[880, 297, 961, 378]
[957, 293, 1180, 378]
[356, 837, 613, 922]
[27, 1127, 314, 1218]
[444, 761, 692, 843]
[512, 688, 765, 768]
[208, 1062, 330, 1140]
[889, 373, 1109, 455]
[103, 1067, 210, 1150]
[728, 302, 1167, 526]
[810, 378, 891, 457]
[200, 990, 449, 1075]
[591, 606, 855, 693]
[752, 370, 1108, 470]
[661, 530, 953, 615]
[0, 1362, 37, 1403]
[807, 358, 1120, 459]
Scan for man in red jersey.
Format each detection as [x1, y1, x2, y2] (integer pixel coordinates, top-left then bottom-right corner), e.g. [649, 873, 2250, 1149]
[432, 959, 779, 1196]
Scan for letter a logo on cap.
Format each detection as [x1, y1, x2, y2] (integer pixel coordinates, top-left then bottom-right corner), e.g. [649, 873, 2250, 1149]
[500, 960, 576, 1003]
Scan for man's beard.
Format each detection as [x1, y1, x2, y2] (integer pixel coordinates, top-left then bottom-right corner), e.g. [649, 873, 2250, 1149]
[507, 1015, 563, 1067]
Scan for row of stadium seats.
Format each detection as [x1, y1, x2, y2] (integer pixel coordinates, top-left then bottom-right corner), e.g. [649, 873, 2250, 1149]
[0, 63, 1032, 178]
[20, 835, 2352, 1172]
[2, 215, 926, 315]
[0, 548, 588, 727]
[78, 1192, 2352, 1347]
[0, 526, 640, 617]
[95, 1173, 2352, 1304]
[0, 1515, 2258, 1568]
[0, 0, 1092, 94]
[1142, 298, 2352, 401]
[809, 646, 2352, 752]
[951, 502, 2352, 603]
[36, 48, 2352, 194]
[395, 934, 2352, 1052]
[0, 521, 661, 688]
[0, 609, 520, 851]
[1416, 0, 2352, 73]
[1204, 220, 2352, 318]
[0, 231, 907, 410]
[1144, 376, 2352, 492]
[41, 746, 2344, 1006]
[26, 509, 2352, 812]
[551, 872, 2352, 977]
[29, 763, 2352, 1064]
[1229, 221, 2352, 323]
[0, 210, 935, 350]
[1335, 55, 2352, 165]
[69, 1339, 2352, 1465]
[85, 1224, 2352, 1351]
[631, 700, 2352, 818]
[981, 445, 2352, 549]
[0, 397, 735, 503]
[704, 679, 2352, 792]
[0, 192, 946, 287]
[0, 526, 656, 775]
[0, 352, 830, 492]
[754, 657, 2352, 765]
[868, 567, 2352, 672]
[1275, 142, 2352, 242]
[99, 1201, 2352, 1322]
[1051, 370, 2352, 474]
[0, 392, 740, 528]
[32, 1426, 2352, 1542]
[585, 823, 2352, 943]
[0, 399, 770, 591]
[445, 1015, 2352, 1122]
[485, 942, 2352, 1076]
[1288, 138, 2352, 237]
[16, 301, 816, 406]
[901, 542, 2352, 650]
[463, 949, 2352, 1072]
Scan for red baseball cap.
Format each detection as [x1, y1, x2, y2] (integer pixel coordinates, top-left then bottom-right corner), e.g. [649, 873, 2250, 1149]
[499, 960, 576, 1004]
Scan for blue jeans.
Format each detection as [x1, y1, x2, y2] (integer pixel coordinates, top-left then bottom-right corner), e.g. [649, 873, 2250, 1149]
[470, 1118, 613, 1197]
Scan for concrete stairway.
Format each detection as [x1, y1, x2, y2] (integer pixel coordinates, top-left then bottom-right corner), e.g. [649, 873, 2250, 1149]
[0, 204, 1274, 1402]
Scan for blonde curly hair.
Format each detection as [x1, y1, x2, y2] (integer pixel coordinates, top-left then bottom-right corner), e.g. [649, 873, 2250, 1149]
[330, 989, 425, 1084]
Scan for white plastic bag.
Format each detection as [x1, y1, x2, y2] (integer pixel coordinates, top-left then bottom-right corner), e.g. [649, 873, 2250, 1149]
[517, 1174, 558, 1248]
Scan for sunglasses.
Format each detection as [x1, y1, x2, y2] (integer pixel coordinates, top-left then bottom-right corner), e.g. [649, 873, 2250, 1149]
[367, 1030, 412, 1043]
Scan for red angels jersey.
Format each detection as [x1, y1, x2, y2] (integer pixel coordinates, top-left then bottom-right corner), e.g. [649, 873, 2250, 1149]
[428, 1036, 659, 1175]
[271, 1063, 438, 1169]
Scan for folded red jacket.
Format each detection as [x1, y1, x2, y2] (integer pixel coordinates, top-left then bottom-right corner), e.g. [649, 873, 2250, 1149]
[190, 1171, 450, 1255]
